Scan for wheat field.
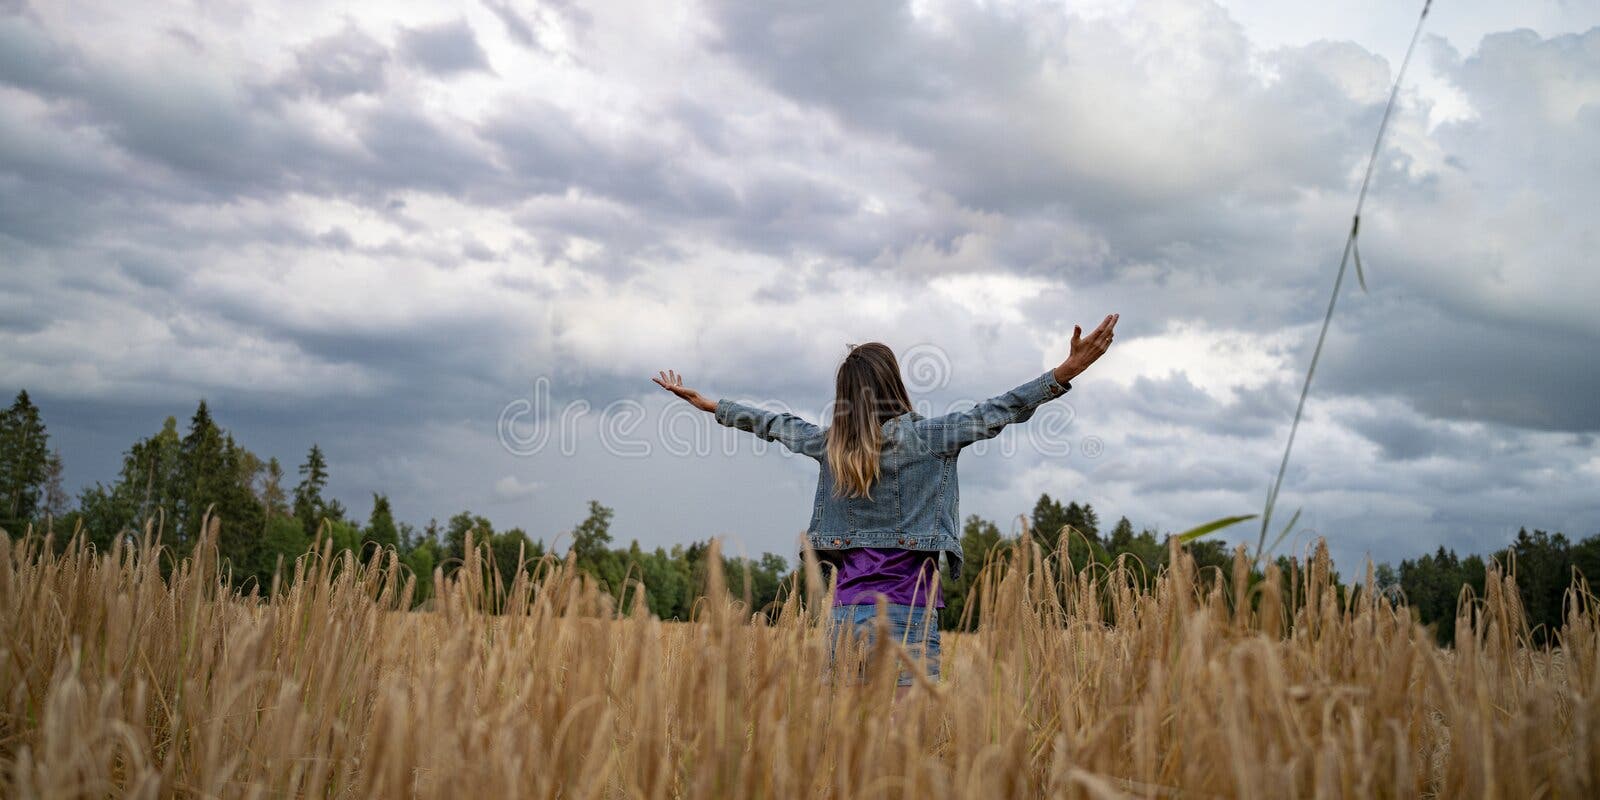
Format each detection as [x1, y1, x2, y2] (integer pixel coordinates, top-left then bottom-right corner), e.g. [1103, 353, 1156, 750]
[2, 517, 1596, 798]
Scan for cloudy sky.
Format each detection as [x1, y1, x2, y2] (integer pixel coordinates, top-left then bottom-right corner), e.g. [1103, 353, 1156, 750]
[3, 0, 1597, 570]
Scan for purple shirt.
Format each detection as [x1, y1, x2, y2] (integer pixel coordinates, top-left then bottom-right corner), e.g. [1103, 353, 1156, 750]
[833, 547, 944, 608]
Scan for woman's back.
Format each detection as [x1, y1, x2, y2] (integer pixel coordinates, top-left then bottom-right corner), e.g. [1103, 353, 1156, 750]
[713, 368, 1073, 581]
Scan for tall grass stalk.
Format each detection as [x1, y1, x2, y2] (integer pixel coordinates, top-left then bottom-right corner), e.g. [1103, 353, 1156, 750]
[1259, 0, 1435, 564]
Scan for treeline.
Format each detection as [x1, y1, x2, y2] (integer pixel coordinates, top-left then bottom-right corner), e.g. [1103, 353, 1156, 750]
[1012, 494, 1600, 645]
[0, 392, 805, 620]
[2, 391, 1595, 640]
[1376, 529, 1600, 645]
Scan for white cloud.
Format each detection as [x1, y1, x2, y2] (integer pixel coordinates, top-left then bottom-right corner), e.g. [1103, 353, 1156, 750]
[492, 474, 543, 502]
[1052, 319, 1301, 398]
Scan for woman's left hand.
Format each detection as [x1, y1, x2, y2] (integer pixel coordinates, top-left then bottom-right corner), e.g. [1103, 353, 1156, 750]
[1053, 313, 1118, 384]
[652, 370, 717, 413]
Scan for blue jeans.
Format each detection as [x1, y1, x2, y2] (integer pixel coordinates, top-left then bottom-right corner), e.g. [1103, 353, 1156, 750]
[825, 602, 942, 687]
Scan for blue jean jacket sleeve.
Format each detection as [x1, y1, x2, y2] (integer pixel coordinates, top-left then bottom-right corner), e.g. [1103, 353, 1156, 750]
[714, 399, 826, 459]
[914, 370, 1071, 456]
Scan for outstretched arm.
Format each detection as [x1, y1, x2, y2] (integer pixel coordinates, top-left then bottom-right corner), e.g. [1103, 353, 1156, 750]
[652, 370, 824, 458]
[652, 370, 717, 413]
[916, 313, 1118, 456]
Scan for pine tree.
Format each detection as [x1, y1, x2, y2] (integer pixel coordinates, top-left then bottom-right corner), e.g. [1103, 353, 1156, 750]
[365, 493, 399, 550]
[171, 403, 266, 579]
[294, 444, 330, 538]
[1109, 516, 1136, 551]
[0, 390, 51, 532]
[1030, 494, 1069, 553]
[178, 400, 226, 547]
[216, 433, 267, 583]
[1061, 501, 1100, 542]
[1080, 503, 1101, 541]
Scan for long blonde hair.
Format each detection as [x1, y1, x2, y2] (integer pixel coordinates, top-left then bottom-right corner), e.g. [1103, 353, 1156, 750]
[826, 343, 913, 499]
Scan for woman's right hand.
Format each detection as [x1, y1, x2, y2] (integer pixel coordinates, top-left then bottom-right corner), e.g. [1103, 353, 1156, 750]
[1053, 313, 1119, 384]
[652, 369, 717, 413]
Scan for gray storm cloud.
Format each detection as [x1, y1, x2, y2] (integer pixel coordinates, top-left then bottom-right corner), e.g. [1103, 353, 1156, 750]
[1, 0, 1595, 570]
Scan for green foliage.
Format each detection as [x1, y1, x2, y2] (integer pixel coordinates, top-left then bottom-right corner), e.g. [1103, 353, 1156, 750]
[1070, 502, 1100, 542]
[177, 402, 265, 575]
[259, 515, 309, 587]
[1030, 494, 1106, 569]
[1108, 517, 1168, 579]
[1397, 546, 1487, 646]
[1030, 494, 1067, 553]
[177, 401, 222, 543]
[293, 445, 345, 537]
[365, 493, 399, 550]
[569, 500, 625, 591]
[260, 458, 289, 519]
[1574, 536, 1600, 591]
[1184, 538, 1237, 577]
[0, 390, 51, 533]
[322, 519, 362, 555]
[723, 550, 788, 617]
[1371, 529, 1600, 648]
[940, 515, 1004, 630]
[626, 543, 692, 619]
[263, 515, 308, 564]
[1389, 527, 1598, 647]
[405, 541, 437, 603]
[1504, 528, 1570, 642]
[488, 527, 539, 590]
[572, 500, 614, 564]
[444, 511, 494, 565]
[1373, 562, 1399, 594]
[602, 535, 793, 622]
[76, 417, 181, 551]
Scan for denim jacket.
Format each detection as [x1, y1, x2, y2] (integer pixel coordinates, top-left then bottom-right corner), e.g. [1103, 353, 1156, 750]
[713, 370, 1071, 581]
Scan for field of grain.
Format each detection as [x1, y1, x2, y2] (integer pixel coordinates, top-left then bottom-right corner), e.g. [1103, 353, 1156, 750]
[2, 517, 1596, 798]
